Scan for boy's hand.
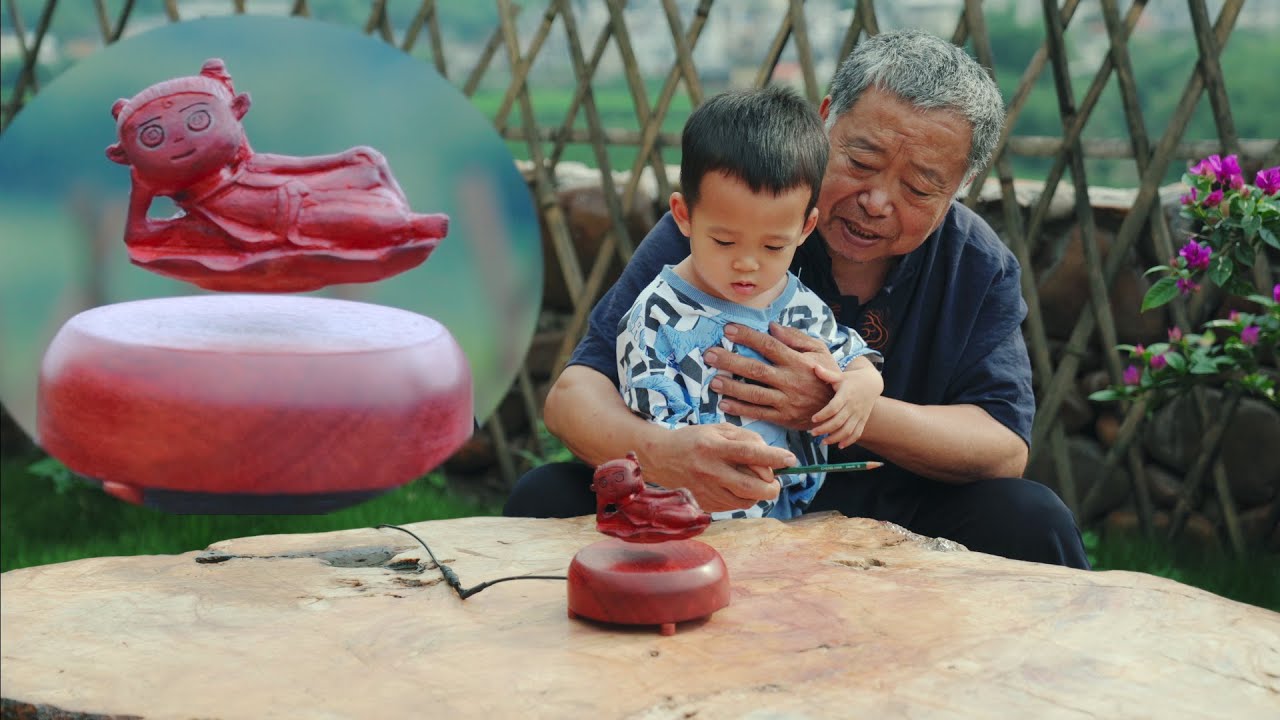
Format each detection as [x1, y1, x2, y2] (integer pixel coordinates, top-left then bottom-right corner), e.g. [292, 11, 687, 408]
[809, 357, 883, 449]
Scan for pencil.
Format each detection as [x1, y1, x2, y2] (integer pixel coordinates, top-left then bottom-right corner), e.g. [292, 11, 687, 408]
[774, 460, 884, 475]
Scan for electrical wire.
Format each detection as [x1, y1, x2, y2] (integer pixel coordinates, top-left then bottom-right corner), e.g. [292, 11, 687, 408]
[376, 524, 567, 599]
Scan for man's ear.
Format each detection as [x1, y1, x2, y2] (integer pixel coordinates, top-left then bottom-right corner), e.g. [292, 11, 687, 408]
[231, 92, 251, 119]
[798, 207, 819, 243]
[818, 95, 832, 123]
[105, 143, 129, 165]
[669, 192, 693, 237]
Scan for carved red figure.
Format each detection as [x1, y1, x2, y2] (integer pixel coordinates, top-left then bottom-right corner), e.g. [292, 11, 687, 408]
[106, 58, 449, 292]
[591, 452, 711, 543]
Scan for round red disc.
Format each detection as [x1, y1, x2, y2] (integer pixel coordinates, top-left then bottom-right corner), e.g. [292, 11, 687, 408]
[37, 295, 472, 510]
[568, 538, 730, 633]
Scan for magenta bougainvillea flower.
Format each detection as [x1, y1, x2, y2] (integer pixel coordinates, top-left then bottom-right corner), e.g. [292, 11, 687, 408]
[1149, 354, 1168, 371]
[1168, 326, 1183, 342]
[1274, 284, 1280, 303]
[1240, 326, 1260, 346]
[1177, 277, 1199, 295]
[1123, 365, 1141, 386]
[1203, 188, 1224, 207]
[1191, 154, 1244, 188]
[1258, 167, 1280, 196]
[1179, 239, 1213, 271]
[1180, 187, 1198, 205]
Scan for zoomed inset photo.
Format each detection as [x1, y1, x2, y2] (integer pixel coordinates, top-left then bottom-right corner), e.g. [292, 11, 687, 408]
[0, 15, 542, 513]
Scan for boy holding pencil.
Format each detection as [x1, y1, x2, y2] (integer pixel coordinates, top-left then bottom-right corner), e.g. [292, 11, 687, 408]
[616, 86, 882, 520]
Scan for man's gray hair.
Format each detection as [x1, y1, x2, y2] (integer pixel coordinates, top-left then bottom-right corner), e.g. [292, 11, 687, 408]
[826, 29, 1005, 183]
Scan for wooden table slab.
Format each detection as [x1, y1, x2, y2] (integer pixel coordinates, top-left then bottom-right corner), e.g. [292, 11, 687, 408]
[2, 514, 1277, 719]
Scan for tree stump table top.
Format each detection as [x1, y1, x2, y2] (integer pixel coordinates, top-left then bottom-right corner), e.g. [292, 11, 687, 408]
[3, 514, 1277, 719]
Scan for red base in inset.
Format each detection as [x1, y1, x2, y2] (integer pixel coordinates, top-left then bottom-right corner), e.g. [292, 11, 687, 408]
[567, 538, 730, 635]
[37, 295, 472, 510]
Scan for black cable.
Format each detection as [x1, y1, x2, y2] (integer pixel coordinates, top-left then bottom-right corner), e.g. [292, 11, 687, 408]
[376, 524, 566, 599]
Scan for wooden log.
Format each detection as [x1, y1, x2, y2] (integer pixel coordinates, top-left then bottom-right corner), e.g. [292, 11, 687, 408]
[3, 514, 1277, 718]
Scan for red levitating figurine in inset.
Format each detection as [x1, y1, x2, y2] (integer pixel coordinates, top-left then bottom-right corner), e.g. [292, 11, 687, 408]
[568, 453, 730, 636]
[106, 58, 449, 292]
[31, 58, 474, 514]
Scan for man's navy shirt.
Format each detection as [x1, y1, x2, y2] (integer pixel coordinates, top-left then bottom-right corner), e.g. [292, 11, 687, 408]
[568, 201, 1036, 467]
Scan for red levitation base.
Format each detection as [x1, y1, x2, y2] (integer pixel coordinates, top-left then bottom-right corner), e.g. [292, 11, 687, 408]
[36, 295, 473, 514]
[567, 538, 730, 635]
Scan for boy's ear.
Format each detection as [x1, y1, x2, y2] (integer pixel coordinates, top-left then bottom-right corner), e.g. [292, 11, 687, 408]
[818, 95, 832, 123]
[798, 207, 819, 243]
[669, 192, 693, 237]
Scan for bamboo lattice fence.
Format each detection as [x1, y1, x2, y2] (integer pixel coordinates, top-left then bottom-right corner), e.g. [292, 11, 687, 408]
[2, 0, 1277, 551]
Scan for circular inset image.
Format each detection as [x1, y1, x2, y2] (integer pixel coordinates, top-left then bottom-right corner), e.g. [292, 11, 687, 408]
[0, 16, 541, 511]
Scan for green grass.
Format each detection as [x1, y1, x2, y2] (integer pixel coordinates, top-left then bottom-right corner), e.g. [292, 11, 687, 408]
[1, 453, 500, 572]
[1085, 529, 1280, 612]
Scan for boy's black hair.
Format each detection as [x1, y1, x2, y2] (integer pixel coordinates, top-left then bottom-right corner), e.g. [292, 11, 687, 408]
[679, 84, 829, 216]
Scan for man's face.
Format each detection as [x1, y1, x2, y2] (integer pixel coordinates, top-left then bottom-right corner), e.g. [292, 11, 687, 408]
[816, 86, 972, 266]
[672, 171, 817, 309]
[119, 91, 244, 190]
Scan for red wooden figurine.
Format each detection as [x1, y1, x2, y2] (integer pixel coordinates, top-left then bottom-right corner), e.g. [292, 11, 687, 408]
[31, 60, 474, 513]
[106, 58, 449, 292]
[568, 453, 730, 635]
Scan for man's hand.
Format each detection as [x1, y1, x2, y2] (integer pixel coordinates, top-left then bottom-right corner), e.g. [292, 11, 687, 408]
[637, 423, 794, 513]
[811, 359, 883, 449]
[704, 322, 838, 431]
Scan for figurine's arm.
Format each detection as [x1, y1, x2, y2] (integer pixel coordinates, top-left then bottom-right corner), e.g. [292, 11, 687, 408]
[122, 181, 165, 239]
[246, 147, 382, 175]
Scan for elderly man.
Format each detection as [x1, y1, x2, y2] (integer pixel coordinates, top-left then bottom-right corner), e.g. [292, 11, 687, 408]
[505, 29, 1089, 569]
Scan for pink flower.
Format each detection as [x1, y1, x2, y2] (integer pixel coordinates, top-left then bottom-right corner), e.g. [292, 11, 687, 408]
[1190, 155, 1221, 178]
[1229, 310, 1241, 322]
[1168, 326, 1183, 342]
[1203, 189, 1224, 207]
[1241, 326, 1260, 346]
[1273, 284, 1280, 303]
[1179, 239, 1212, 271]
[1180, 188, 1198, 205]
[1257, 167, 1280, 196]
[1191, 154, 1243, 188]
[1123, 365, 1141, 386]
[1150, 354, 1168, 371]
[1222, 155, 1244, 188]
[1177, 277, 1199, 295]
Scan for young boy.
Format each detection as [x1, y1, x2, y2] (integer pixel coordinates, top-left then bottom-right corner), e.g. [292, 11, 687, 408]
[617, 86, 883, 520]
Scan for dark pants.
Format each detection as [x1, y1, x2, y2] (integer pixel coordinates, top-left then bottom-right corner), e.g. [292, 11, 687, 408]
[503, 462, 1091, 569]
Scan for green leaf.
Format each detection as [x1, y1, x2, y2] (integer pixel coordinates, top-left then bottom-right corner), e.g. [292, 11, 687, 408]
[1088, 388, 1123, 402]
[1190, 357, 1219, 375]
[1143, 264, 1172, 277]
[1208, 254, 1233, 287]
[1226, 277, 1258, 298]
[1142, 276, 1181, 312]
[1260, 226, 1280, 251]
[1243, 214, 1262, 241]
[1164, 352, 1187, 372]
[1232, 242, 1256, 268]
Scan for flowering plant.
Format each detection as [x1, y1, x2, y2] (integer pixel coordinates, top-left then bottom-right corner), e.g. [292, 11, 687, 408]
[1090, 155, 1279, 407]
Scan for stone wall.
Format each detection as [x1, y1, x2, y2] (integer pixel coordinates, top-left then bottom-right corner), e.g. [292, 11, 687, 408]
[455, 162, 1280, 549]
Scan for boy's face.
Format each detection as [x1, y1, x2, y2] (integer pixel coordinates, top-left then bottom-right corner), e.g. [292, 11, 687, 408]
[671, 171, 818, 309]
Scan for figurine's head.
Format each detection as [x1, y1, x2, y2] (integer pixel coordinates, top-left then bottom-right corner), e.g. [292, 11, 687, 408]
[591, 452, 645, 501]
[106, 59, 251, 193]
